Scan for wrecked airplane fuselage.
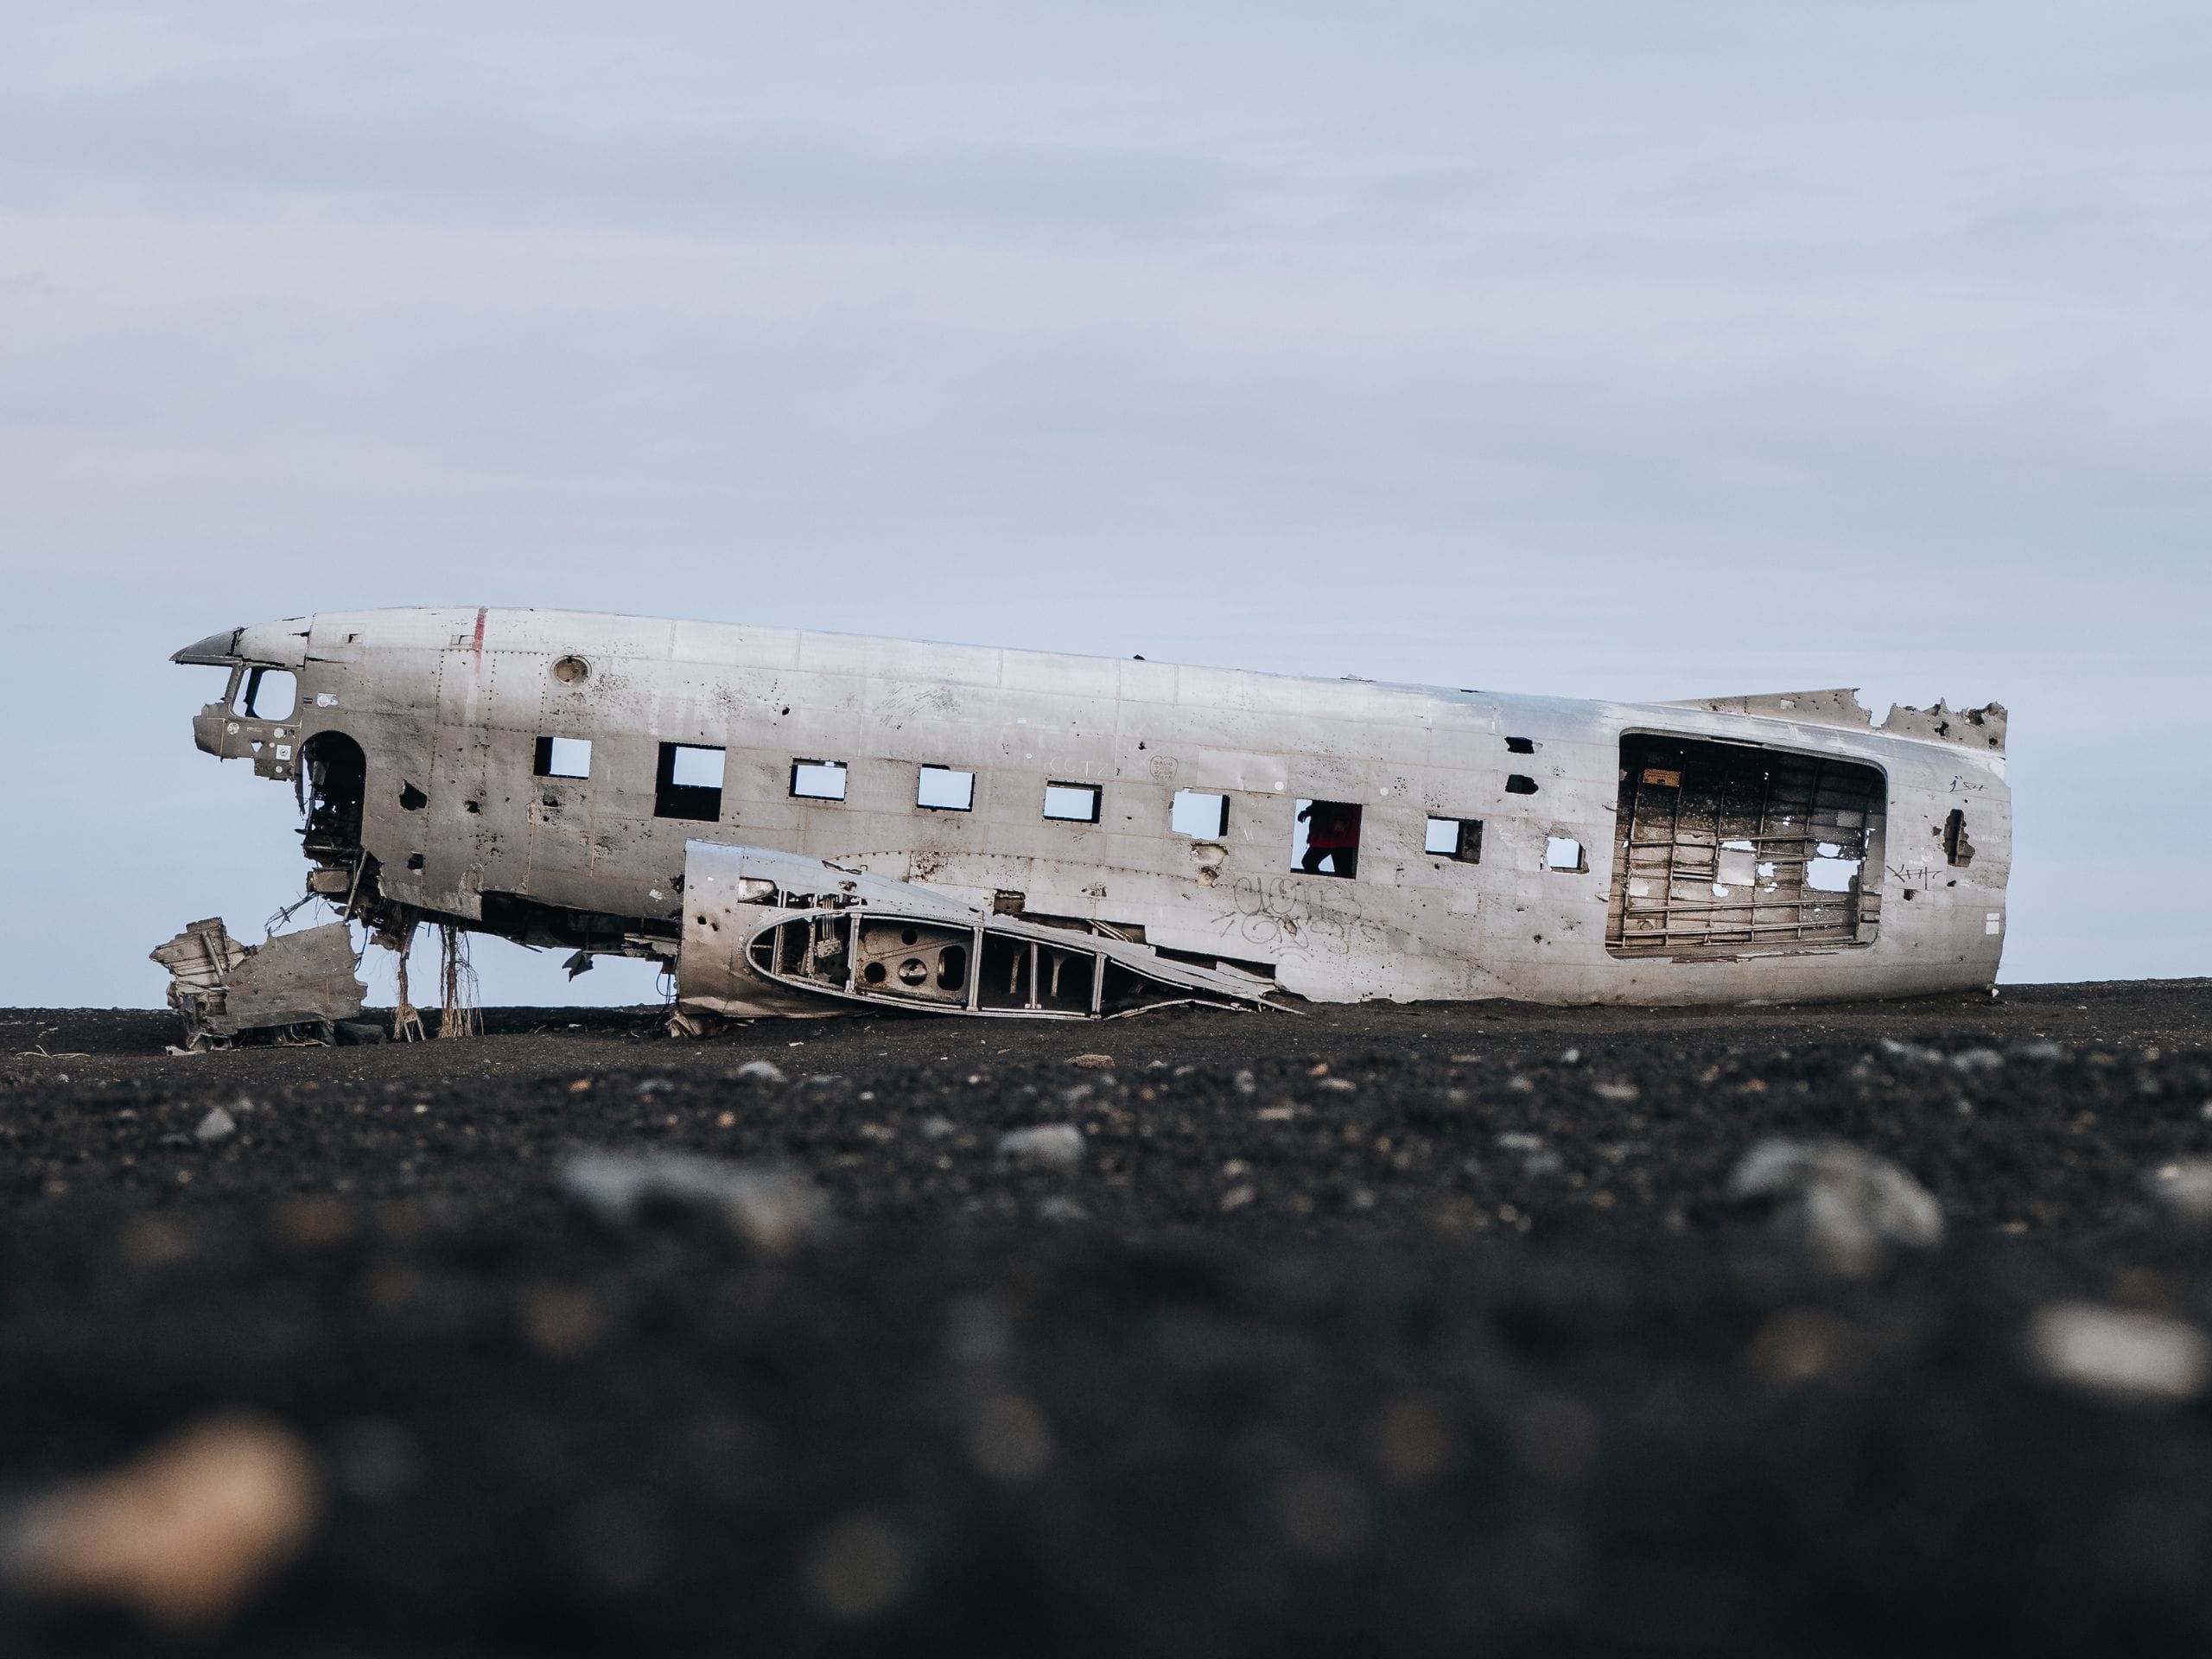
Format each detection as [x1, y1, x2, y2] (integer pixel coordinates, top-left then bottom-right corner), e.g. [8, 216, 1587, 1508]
[173, 608, 2011, 1018]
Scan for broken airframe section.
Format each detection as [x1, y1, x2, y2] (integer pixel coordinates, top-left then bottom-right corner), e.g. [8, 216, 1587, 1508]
[149, 920, 366, 1050]
[674, 845, 1277, 1031]
[167, 609, 2012, 1032]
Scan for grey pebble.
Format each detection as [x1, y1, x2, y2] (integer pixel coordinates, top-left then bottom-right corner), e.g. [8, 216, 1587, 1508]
[995, 1124, 1086, 1173]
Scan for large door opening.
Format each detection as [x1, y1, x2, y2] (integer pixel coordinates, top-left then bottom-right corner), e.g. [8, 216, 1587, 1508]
[300, 731, 366, 856]
[1607, 734, 1885, 958]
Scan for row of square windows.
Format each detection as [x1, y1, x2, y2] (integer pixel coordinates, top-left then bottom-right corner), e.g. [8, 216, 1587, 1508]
[531, 735, 1502, 871]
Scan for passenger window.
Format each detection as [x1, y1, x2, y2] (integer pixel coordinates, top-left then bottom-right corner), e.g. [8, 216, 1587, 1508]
[655, 743, 724, 822]
[1293, 799, 1362, 879]
[1426, 816, 1483, 863]
[533, 736, 592, 779]
[791, 760, 848, 801]
[917, 766, 975, 811]
[1044, 782, 1102, 823]
[1170, 790, 1229, 838]
[234, 667, 297, 721]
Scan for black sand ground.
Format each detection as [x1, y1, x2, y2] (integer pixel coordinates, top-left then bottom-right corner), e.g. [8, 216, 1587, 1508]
[4, 981, 2212, 1655]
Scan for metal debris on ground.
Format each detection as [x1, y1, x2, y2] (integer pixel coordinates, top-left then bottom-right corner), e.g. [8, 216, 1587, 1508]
[149, 919, 366, 1050]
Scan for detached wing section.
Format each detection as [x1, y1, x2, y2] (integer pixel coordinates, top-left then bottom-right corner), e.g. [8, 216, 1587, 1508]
[674, 843, 1277, 1028]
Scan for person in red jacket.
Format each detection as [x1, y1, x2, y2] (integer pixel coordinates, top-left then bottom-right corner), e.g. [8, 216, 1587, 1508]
[1297, 799, 1362, 878]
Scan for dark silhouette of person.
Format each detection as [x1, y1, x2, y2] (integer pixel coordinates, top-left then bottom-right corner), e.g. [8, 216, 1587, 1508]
[1298, 800, 1361, 878]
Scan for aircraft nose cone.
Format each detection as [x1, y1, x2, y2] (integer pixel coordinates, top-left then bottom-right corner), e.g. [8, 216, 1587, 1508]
[172, 620, 308, 667]
[173, 627, 245, 665]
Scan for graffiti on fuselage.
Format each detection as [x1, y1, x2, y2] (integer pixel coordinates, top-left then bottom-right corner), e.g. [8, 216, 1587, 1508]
[1214, 874, 1390, 959]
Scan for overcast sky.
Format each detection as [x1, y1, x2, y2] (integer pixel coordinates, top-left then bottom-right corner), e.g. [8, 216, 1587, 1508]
[4, 2, 2208, 1008]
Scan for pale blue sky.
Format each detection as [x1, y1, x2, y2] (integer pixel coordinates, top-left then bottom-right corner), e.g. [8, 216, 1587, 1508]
[3, 3, 2208, 1006]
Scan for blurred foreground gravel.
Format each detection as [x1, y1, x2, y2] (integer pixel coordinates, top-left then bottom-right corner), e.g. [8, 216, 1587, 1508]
[3, 981, 2211, 1656]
